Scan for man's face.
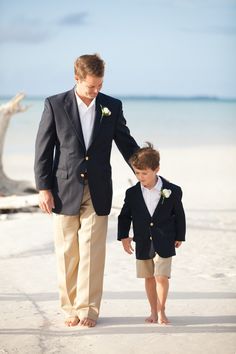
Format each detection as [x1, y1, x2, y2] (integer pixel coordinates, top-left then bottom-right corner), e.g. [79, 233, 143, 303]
[76, 74, 103, 100]
[133, 166, 159, 189]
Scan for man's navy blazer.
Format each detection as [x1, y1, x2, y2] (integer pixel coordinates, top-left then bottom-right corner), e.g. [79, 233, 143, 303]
[34, 89, 139, 215]
[118, 177, 186, 259]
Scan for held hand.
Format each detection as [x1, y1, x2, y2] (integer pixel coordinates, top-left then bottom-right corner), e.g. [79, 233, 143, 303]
[39, 190, 55, 214]
[121, 237, 134, 255]
[175, 241, 182, 248]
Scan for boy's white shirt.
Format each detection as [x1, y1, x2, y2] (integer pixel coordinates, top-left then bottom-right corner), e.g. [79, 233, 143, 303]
[140, 176, 163, 216]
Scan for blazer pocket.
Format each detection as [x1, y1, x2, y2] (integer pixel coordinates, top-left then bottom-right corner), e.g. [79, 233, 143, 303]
[55, 169, 68, 179]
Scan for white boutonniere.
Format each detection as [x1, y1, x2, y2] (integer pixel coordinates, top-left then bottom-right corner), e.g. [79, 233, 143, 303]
[100, 105, 111, 117]
[161, 189, 172, 204]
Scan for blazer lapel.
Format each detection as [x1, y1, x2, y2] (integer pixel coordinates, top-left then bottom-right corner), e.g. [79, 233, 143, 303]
[136, 183, 152, 218]
[152, 177, 169, 220]
[63, 89, 86, 150]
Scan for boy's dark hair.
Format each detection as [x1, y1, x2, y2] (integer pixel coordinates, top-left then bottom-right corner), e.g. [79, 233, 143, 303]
[129, 142, 160, 170]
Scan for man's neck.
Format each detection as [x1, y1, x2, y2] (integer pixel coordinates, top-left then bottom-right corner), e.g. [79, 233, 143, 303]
[76, 91, 93, 107]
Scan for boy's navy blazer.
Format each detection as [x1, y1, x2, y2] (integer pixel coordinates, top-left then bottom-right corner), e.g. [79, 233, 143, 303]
[34, 89, 138, 216]
[118, 177, 186, 259]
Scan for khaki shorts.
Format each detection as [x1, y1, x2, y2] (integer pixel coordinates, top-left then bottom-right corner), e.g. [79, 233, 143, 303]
[136, 254, 172, 279]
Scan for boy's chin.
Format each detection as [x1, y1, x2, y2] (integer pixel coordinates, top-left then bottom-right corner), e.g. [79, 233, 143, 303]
[141, 182, 155, 189]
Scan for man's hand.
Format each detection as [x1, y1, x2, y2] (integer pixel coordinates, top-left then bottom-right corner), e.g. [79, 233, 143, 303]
[175, 241, 182, 248]
[39, 190, 55, 214]
[121, 237, 134, 254]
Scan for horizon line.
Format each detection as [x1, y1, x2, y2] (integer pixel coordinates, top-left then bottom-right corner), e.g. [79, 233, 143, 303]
[0, 94, 236, 102]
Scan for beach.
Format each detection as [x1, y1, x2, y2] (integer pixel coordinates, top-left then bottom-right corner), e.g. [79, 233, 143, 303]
[0, 98, 236, 353]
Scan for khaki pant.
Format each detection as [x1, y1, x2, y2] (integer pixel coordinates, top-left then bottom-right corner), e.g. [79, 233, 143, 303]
[53, 184, 108, 320]
[136, 255, 172, 279]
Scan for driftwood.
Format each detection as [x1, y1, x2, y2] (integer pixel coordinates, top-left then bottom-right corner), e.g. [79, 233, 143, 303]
[0, 194, 38, 210]
[0, 93, 38, 211]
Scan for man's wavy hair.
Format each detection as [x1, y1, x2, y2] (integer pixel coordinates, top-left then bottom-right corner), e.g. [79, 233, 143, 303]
[74, 53, 105, 79]
[129, 142, 160, 171]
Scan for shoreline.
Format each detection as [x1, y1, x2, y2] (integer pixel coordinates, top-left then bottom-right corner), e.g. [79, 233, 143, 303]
[2, 144, 236, 210]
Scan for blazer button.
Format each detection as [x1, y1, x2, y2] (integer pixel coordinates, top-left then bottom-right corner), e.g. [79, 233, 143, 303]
[150, 236, 152, 240]
[150, 222, 154, 226]
[80, 173, 85, 178]
[85, 156, 89, 160]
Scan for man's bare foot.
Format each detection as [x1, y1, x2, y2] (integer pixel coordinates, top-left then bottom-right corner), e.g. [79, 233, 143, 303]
[145, 313, 158, 323]
[79, 317, 96, 327]
[158, 311, 170, 325]
[64, 316, 79, 327]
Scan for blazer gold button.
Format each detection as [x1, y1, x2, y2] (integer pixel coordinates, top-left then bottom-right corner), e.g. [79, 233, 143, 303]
[80, 173, 85, 177]
[85, 156, 89, 160]
[150, 222, 154, 226]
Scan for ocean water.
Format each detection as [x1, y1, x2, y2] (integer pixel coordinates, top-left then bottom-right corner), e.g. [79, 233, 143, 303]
[123, 98, 236, 149]
[1, 96, 236, 211]
[1, 96, 236, 155]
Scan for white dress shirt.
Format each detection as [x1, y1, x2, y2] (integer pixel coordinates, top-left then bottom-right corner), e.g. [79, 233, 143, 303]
[75, 92, 96, 150]
[141, 176, 163, 216]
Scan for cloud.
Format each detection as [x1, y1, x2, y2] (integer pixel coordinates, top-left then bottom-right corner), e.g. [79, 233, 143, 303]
[181, 25, 236, 36]
[58, 12, 88, 26]
[0, 26, 50, 44]
[206, 26, 236, 36]
[0, 12, 88, 44]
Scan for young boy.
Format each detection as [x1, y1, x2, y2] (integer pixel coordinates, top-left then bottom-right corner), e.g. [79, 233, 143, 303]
[118, 143, 186, 325]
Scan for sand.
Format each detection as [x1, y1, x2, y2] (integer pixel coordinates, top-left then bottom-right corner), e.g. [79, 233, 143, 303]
[0, 145, 236, 354]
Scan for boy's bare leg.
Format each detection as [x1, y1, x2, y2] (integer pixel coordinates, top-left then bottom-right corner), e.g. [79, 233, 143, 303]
[144, 277, 161, 323]
[155, 275, 170, 324]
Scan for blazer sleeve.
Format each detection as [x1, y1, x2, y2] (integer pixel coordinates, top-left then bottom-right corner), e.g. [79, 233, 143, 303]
[174, 188, 186, 241]
[117, 191, 132, 240]
[34, 98, 56, 190]
[114, 101, 139, 162]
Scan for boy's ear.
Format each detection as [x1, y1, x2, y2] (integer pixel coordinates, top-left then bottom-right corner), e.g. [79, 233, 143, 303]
[155, 166, 160, 173]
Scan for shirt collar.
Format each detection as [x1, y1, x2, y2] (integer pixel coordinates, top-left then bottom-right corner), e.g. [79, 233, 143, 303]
[141, 175, 163, 192]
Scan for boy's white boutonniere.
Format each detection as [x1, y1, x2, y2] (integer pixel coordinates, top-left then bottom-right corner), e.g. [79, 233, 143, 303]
[161, 189, 172, 204]
[100, 105, 111, 117]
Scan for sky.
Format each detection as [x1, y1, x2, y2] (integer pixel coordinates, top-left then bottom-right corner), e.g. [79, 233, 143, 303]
[0, 0, 236, 98]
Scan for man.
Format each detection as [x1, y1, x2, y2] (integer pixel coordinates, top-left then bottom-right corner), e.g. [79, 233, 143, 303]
[34, 54, 139, 327]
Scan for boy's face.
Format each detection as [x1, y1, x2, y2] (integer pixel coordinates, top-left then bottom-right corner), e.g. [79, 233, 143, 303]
[133, 166, 159, 189]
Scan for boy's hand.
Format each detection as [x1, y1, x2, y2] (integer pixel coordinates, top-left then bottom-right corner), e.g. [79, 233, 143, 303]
[175, 241, 182, 248]
[121, 237, 134, 254]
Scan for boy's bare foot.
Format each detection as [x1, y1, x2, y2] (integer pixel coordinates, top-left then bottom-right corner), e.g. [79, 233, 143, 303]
[158, 311, 170, 325]
[64, 316, 79, 327]
[145, 313, 158, 323]
[79, 317, 96, 327]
